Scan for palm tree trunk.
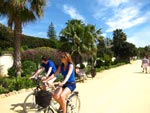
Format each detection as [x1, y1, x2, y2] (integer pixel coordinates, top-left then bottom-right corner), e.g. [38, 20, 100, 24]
[13, 20, 22, 76]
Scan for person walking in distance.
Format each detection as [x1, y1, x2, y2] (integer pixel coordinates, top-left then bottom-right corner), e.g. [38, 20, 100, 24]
[141, 56, 149, 74]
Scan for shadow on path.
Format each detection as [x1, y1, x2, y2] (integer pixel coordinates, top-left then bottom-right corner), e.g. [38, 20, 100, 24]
[11, 103, 24, 113]
[133, 70, 150, 74]
[133, 71, 144, 74]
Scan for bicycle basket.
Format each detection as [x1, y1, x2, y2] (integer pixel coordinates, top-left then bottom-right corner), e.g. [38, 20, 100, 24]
[35, 90, 52, 108]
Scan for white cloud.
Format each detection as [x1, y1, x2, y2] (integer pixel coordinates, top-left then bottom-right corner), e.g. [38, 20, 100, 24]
[22, 29, 47, 38]
[37, 32, 46, 36]
[96, 0, 129, 7]
[93, 8, 107, 20]
[63, 5, 85, 22]
[127, 26, 150, 47]
[106, 6, 149, 32]
[101, 33, 107, 38]
[106, 0, 129, 7]
[32, 32, 47, 38]
[93, 0, 129, 20]
[46, 1, 52, 7]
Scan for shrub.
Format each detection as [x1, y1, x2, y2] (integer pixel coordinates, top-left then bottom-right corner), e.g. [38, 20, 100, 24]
[0, 47, 2, 56]
[80, 63, 85, 69]
[22, 47, 60, 67]
[104, 54, 112, 66]
[22, 60, 37, 76]
[15, 76, 34, 90]
[55, 73, 64, 82]
[7, 47, 14, 52]
[8, 67, 16, 77]
[22, 45, 29, 50]
[95, 59, 104, 68]
[0, 76, 35, 94]
[0, 77, 15, 93]
[0, 85, 8, 94]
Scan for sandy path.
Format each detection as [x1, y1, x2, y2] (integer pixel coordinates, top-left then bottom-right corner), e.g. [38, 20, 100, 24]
[1, 60, 150, 113]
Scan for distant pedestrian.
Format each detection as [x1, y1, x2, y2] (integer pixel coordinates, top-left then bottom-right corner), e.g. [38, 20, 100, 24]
[141, 56, 149, 73]
[148, 56, 150, 73]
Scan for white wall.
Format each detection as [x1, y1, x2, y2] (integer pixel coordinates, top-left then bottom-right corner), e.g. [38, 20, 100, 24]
[0, 54, 13, 77]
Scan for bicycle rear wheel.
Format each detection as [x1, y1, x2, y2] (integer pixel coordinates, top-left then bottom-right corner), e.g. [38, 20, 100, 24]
[67, 93, 80, 113]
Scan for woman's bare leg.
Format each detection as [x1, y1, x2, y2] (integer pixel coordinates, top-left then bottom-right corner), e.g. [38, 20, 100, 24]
[60, 87, 71, 113]
[53, 87, 63, 109]
[146, 67, 147, 73]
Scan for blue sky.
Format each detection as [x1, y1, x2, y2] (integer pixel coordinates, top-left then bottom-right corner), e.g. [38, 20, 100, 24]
[0, 0, 150, 47]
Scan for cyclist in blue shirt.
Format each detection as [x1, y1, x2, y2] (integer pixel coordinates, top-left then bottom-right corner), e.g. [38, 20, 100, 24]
[30, 56, 57, 85]
[45, 52, 76, 113]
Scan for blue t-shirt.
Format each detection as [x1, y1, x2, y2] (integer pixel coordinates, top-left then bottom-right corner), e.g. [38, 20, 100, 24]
[60, 63, 76, 83]
[41, 60, 56, 76]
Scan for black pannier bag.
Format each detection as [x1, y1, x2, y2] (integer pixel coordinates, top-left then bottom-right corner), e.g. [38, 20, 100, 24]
[35, 90, 52, 108]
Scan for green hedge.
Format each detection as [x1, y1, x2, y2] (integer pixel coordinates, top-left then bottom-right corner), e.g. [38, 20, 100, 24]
[22, 60, 37, 76]
[0, 73, 64, 94]
[0, 76, 34, 94]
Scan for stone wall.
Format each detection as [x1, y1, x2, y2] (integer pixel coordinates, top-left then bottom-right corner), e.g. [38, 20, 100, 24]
[0, 54, 13, 77]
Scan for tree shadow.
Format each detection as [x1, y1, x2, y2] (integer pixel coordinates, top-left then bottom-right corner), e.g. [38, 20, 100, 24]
[10, 103, 24, 113]
[11, 102, 38, 113]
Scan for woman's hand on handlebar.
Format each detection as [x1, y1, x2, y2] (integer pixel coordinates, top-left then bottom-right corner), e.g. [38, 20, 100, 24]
[59, 82, 64, 87]
[42, 80, 54, 88]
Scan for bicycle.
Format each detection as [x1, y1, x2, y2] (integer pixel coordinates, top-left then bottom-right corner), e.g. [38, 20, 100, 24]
[23, 76, 81, 113]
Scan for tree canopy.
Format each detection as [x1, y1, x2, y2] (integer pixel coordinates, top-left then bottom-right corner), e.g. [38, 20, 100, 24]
[0, 0, 46, 76]
[47, 22, 57, 40]
[60, 19, 102, 65]
[112, 29, 137, 62]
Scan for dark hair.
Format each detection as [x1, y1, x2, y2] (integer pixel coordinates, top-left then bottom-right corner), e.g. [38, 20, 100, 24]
[41, 56, 48, 61]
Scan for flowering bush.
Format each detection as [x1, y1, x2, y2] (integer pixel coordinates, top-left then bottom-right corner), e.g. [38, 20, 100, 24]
[22, 47, 61, 67]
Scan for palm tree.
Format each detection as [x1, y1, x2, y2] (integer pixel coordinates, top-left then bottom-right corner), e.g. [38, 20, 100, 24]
[82, 25, 101, 57]
[60, 19, 102, 65]
[112, 29, 127, 59]
[0, 0, 46, 76]
[60, 19, 84, 53]
[82, 24, 102, 68]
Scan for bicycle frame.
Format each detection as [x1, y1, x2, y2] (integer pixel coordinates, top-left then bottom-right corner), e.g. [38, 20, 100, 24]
[24, 76, 80, 113]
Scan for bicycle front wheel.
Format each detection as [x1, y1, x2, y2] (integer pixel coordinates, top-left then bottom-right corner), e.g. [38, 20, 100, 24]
[24, 92, 55, 113]
[67, 93, 81, 113]
[44, 106, 55, 113]
[23, 92, 38, 113]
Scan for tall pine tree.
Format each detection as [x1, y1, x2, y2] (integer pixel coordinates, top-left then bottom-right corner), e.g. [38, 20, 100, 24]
[47, 22, 57, 40]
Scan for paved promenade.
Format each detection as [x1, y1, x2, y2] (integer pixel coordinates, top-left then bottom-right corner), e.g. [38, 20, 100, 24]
[1, 60, 150, 113]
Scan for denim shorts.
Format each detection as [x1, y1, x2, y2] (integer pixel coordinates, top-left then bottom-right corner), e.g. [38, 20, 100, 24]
[63, 82, 76, 92]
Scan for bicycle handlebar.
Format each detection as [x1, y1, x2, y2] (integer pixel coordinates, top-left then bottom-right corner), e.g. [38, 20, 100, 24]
[31, 76, 61, 89]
